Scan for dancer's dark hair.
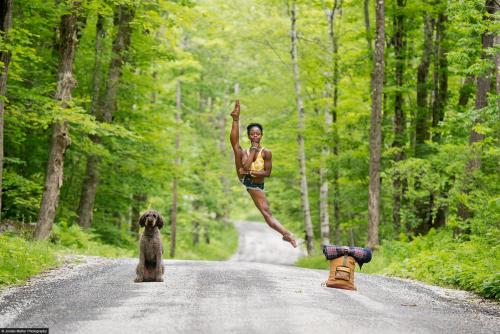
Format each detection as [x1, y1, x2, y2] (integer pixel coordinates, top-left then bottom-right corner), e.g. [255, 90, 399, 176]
[247, 123, 263, 135]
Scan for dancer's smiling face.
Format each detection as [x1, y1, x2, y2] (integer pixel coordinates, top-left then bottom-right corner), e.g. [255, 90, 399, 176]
[247, 126, 262, 144]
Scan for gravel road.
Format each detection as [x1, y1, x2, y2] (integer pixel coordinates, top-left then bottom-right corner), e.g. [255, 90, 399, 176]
[0, 221, 498, 334]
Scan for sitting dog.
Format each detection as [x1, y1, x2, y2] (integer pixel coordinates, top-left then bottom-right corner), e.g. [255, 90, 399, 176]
[134, 210, 165, 282]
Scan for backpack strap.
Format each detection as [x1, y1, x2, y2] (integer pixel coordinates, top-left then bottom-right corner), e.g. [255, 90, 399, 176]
[342, 254, 348, 266]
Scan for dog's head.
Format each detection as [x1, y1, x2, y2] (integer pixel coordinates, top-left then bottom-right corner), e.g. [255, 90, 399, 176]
[139, 210, 164, 229]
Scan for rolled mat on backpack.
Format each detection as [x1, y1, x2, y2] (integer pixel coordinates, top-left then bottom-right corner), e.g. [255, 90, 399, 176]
[322, 245, 372, 268]
[322, 245, 373, 291]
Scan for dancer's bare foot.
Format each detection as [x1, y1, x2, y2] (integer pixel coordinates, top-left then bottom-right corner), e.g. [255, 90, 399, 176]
[282, 232, 297, 248]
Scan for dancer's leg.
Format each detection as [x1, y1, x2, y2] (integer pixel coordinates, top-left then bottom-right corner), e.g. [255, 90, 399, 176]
[230, 107, 244, 179]
[231, 144, 244, 180]
[247, 188, 297, 247]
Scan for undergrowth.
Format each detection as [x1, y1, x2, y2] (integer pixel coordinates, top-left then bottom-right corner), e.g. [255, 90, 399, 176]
[0, 233, 58, 286]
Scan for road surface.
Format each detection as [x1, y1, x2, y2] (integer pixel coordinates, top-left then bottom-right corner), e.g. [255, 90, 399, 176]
[0, 221, 498, 333]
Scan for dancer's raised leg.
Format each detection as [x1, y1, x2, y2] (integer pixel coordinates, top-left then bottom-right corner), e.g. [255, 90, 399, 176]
[230, 100, 244, 179]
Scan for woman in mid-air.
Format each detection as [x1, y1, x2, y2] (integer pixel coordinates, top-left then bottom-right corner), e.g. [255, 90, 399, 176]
[230, 100, 297, 248]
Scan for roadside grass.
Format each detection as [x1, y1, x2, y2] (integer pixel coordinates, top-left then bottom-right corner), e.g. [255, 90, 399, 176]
[295, 251, 327, 270]
[295, 228, 500, 300]
[0, 233, 58, 287]
[0, 219, 238, 288]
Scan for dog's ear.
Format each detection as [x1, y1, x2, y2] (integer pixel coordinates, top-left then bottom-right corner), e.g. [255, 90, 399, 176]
[156, 212, 165, 229]
[139, 211, 148, 227]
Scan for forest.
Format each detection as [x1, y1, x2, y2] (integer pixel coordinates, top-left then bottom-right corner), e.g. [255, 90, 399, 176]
[0, 0, 498, 299]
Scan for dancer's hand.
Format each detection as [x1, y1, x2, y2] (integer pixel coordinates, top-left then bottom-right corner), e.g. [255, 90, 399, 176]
[282, 232, 297, 248]
[239, 167, 250, 175]
[231, 100, 240, 121]
[250, 142, 259, 150]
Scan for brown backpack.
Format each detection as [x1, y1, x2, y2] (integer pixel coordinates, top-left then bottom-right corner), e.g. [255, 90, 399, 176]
[325, 254, 357, 290]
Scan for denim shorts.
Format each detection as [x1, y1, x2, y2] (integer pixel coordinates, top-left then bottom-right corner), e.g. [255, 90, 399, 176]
[240, 175, 264, 191]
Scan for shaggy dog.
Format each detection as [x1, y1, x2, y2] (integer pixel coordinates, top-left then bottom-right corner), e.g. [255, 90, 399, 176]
[134, 210, 165, 282]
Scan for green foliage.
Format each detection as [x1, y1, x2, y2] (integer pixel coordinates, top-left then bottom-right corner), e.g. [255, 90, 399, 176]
[91, 222, 137, 250]
[2, 169, 43, 220]
[51, 221, 135, 257]
[362, 228, 500, 299]
[0, 234, 58, 287]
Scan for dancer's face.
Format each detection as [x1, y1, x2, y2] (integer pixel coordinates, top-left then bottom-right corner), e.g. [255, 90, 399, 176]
[248, 127, 262, 144]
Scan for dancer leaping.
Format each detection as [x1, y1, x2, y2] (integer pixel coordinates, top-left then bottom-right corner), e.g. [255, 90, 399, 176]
[230, 100, 297, 248]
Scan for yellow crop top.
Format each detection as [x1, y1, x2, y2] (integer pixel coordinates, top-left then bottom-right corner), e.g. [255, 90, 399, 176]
[248, 148, 265, 172]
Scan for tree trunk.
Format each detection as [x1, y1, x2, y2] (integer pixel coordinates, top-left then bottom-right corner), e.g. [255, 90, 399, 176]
[331, 2, 342, 246]
[415, 14, 434, 157]
[170, 177, 177, 257]
[467, 0, 496, 171]
[170, 80, 181, 258]
[192, 221, 200, 245]
[320, 0, 341, 246]
[431, 12, 448, 142]
[459, 0, 497, 221]
[77, 148, 100, 228]
[0, 0, 13, 221]
[290, 1, 314, 255]
[469, 0, 496, 164]
[319, 164, 329, 245]
[496, 5, 500, 174]
[429, 10, 449, 229]
[367, 0, 384, 249]
[458, 75, 475, 107]
[203, 224, 210, 244]
[130, 193, 146, 236]
[192, 200, 200, 246]
[77, 7, 134, 228]
[103, 6, 134, 122]
[35, 122, 71, 239]
[333, 171, 341, 243]
[35, 3, 80, 239]
[333, 3, 343, 245]
[391, 0, 406, 235]
[217, 91, 229, 224]
[364, 0, 373, 56]
[77, 15, 105, 227]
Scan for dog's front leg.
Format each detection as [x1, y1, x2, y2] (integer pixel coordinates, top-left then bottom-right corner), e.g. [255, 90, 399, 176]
[135, 251, 145, 283]
[154, 250, 164, 282]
